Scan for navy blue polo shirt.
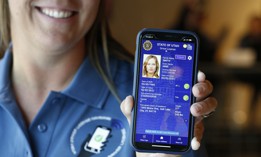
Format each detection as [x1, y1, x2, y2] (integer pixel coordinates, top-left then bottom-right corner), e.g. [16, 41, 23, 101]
[0, 46, 206, 157]
[0, 46, 135, 157]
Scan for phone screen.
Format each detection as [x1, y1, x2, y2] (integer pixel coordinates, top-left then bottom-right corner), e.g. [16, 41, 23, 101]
[132, 29, 198, 153]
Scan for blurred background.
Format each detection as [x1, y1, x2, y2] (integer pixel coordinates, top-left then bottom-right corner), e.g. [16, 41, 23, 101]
[108, 0, 261, 157]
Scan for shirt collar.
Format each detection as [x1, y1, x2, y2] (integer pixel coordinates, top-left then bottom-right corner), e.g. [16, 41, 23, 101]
[0, 44, 30, 136]
[0, 44, 117, 109]
[62, 56, 118, 109]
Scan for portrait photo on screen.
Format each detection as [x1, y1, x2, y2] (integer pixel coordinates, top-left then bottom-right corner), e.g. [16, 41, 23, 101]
[142, 54, 161, 78]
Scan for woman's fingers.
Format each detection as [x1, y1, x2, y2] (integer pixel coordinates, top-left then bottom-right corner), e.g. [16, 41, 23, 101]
[191, 119, 204, 149]
[190, 97, 218, 117]
[192, 80, 213, 101]
[189, 71, 218, 150]
[120, 95, 134, 125]
[197, 70, 206, 82]
[195, 71, 213, 101]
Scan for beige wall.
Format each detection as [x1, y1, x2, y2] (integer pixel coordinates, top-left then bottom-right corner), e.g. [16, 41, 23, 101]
[109, 0, 261, 62]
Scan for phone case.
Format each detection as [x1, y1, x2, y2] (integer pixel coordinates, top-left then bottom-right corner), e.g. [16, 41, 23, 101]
[131, 28, 199, 154]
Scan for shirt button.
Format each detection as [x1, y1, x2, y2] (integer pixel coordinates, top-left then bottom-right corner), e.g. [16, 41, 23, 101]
[37, 123, 48, 132]
[51, 97, 61, 105]
[25, 150, 30, 157]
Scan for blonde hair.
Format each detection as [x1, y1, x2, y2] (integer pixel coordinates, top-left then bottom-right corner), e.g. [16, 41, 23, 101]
[142, 55, 159, 78]
[0, 0, 10, 55]
[0, 1, 133, 103]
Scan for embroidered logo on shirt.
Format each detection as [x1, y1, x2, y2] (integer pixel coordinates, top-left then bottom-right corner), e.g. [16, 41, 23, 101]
[70, 116, 126, 157]
[80, 126, 111, 155]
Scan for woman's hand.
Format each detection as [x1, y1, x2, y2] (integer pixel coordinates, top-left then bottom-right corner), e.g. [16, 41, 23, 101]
[189, 71, 217, 150]
[121, 71, 218, 156]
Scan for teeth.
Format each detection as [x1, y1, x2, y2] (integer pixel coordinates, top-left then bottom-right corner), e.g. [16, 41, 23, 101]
[41, 8, 73, 19]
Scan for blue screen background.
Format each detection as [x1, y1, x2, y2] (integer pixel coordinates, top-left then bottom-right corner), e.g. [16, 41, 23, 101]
[135, 39, 195, 146]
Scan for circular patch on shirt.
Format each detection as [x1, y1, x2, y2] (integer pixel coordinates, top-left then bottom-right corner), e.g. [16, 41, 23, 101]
[70, 116, 126, 157]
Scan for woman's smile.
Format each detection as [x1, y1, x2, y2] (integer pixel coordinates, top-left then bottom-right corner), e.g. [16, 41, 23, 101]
[38, 7, 75, 19]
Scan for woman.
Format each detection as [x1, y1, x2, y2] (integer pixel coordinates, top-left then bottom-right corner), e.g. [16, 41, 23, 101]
[0, 0, 217, 157]
[142, 55, 160, 78]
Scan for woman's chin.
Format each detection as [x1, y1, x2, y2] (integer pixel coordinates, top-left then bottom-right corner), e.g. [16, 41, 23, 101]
[36, 37, 80, 53]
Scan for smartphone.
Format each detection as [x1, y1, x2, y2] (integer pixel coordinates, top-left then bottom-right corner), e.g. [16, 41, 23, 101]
[132, 28, 199, 154]
[84, 126, 111, 154]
